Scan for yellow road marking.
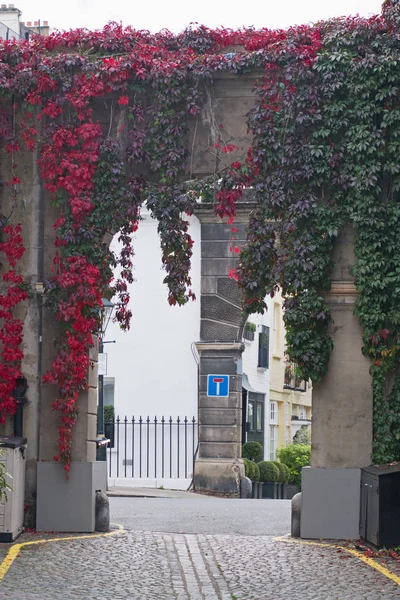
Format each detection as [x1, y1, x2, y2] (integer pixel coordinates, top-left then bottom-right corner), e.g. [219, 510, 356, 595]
[0, 523, 125, 582]
[275, 535, 400, 587]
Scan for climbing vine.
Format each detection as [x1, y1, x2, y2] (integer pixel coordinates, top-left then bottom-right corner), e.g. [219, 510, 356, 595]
[238, 1, 400, 463]
[0, 2, 399, 467]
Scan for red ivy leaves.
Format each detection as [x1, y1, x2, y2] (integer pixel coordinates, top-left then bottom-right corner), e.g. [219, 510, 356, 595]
[0, 224, 27, 423]
[43, 256, 102, 470]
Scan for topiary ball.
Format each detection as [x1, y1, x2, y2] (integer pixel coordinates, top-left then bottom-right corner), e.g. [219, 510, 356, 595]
[242, 441, 263, 461]
[258, 461, 279, 483]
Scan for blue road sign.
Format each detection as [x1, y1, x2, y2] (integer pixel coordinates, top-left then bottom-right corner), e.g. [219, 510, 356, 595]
[207, 374, 229, 397]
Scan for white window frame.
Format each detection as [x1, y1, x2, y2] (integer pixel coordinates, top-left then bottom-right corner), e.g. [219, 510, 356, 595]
[269, 425, 277, 460]
[285, 401, 289, 425]
[299, 406, 306, 420]
[273, 303, 280, 355]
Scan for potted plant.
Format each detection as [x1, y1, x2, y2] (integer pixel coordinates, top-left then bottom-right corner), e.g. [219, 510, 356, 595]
[271, 461, 289, 498]
[242, 441, 263, 461]
[277, 443, 311, 498]
[258, 461, 280, 498]
[275, 462, 293, 498]
[243, 458, 261, 498]
[244, 321, 256, 341]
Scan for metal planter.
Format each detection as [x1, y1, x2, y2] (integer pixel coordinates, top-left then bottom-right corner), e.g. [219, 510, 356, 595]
[260, 482, 279, 499]
[282, 484, 301, 500]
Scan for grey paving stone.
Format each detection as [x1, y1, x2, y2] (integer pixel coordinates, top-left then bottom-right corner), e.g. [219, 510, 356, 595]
[0, 531, 399, 599]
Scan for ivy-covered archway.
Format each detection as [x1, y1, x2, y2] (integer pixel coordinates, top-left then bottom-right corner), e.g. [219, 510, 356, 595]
[0, 0, 399, 470]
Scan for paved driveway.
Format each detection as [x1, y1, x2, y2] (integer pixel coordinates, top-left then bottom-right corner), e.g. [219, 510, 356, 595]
[0, 495, 399, 599]
[109, 496, 291, 536]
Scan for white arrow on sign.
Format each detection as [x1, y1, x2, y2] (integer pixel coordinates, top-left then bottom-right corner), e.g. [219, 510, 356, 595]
[213, 377, 224, 395]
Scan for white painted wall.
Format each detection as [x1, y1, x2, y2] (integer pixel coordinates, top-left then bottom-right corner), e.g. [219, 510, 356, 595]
[106, 210, 201, 421]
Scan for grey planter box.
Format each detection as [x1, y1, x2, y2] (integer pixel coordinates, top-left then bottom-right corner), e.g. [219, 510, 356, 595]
[252, 481, 261, 498]
[260, 482, 279, 499]
[283, 484, 301, 499]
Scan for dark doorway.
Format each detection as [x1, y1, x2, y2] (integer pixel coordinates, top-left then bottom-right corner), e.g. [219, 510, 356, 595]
[242, 389, 265, 454]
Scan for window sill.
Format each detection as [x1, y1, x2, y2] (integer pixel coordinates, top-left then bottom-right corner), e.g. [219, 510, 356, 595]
[272, 354, 282, 360]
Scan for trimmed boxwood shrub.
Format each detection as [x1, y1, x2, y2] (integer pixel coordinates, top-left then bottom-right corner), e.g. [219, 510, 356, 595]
[252, 462, 260, 482]
[243, 458, 260, 481]
[279, 463, 291, 484]
[242, 441, 263, 461]
[272, 461, 290, 484]
[243, 457, 252, 478]
[258, 461, 279, 483]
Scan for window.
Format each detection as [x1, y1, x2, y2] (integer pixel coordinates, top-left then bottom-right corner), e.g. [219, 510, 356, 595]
[285, 402, 290, 425]
[270, 401, 277, 423]
[269, 426, 277, 460]
[258, 325, 270, 368]
[285, 426, 290, 446]
[284, 357, 307, 391]
[248, 401, 255, 431]
[256, 402, 263, 431]
[104, 377, 115, 407]
[299, 406, 306, 420]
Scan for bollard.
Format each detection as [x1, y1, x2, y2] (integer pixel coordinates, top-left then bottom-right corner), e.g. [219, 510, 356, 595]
[291, 492, 302, 537]
[240, 476, 252, 499]
[95, 491, 110, 532]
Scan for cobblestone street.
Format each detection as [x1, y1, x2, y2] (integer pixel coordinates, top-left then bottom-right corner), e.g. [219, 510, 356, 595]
[0, 497, 399, 599]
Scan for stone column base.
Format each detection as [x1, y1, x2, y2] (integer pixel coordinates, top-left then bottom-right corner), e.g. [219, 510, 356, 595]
[194, 458, 244, 496]
[300, 467, 361, 540]
[36, 461, 107, 532]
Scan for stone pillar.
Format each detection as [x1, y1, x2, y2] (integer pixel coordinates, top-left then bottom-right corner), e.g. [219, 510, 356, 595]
[195, 342, 244, 495]
[34, 166, 106, 532]
[312, 226, 372, 467]
[300, 226, 373, 540]
[193, 205, 254, 495]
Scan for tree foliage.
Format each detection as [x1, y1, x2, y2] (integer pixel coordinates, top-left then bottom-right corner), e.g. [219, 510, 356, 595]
[277, 444, 311, 485]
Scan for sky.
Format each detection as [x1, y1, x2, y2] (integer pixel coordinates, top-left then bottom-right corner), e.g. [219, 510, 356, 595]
[15, 0, 384, 34]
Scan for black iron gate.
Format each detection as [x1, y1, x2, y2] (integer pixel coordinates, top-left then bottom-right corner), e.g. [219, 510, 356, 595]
[106, 416, 198, 480]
